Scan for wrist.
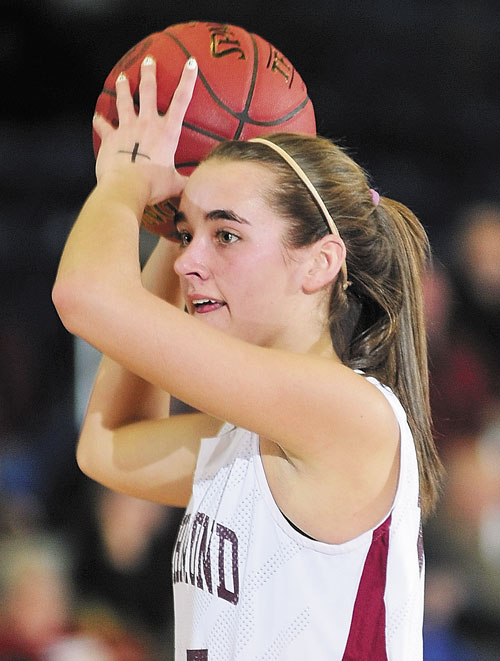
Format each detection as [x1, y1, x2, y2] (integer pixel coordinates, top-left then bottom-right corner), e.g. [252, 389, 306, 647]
[96, 165, 152, 219]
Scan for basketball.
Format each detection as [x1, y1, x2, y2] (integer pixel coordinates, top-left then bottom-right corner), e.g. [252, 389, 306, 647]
[93, 20, 316, 236]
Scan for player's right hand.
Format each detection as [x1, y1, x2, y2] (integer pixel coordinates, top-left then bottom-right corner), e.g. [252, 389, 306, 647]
[93, 56, 198, 206]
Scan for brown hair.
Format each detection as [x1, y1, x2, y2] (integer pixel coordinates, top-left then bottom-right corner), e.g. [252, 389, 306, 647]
[204, 132, 443, 517]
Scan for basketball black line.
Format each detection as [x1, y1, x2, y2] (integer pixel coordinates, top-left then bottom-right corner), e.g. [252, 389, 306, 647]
[266, 45, 273, 69]
[100, 86, 311, 132]
[100, 87, 226, 135]
[161, 28, 309, 130]
[180, 94, 312, 153]
[232, 34, 259, 139]
[241, 95, 311, 126]
[180, 95, 312, 143]
[182, 121, 226, 142]
[162, 29, 249, 122]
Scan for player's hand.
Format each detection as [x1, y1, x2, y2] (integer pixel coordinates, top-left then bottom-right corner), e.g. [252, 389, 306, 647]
[93, 56, 198, 205]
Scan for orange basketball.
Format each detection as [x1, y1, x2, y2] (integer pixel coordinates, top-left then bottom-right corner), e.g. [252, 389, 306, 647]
[93, 20, 316, 237]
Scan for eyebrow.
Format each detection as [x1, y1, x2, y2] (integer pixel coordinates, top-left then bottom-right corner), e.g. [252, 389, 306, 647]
[173, 209, 251, 226]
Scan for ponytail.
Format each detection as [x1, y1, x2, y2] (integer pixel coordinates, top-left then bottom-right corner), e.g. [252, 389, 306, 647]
[342, 198, 443, 517]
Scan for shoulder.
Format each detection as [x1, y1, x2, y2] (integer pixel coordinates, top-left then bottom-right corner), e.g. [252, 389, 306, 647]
[270, 370, 402, 541]
[291, 366, 400, 465]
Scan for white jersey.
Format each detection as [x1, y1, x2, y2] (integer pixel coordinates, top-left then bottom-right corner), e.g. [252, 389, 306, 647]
[172, 377, 424, 660]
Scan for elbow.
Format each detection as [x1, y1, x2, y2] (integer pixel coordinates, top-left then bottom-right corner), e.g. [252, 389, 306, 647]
[52, 275, 105, 340]
[52, 277, 86, 336]
[75, 439, 93, 480]
[76, 435, 121, 495]
[76, 436, 103, 485]
[53, 274, 140, 343]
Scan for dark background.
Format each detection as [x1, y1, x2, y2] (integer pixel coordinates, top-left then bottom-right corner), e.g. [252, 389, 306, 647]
[1, 0, 499, 657]
[4, 0, 498, 487]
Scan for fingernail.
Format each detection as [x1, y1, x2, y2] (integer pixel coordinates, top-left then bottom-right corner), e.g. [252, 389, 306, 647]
[143, 56, 155, 66]
[186, 57, 197, 69]
[116, 72, 127, 82]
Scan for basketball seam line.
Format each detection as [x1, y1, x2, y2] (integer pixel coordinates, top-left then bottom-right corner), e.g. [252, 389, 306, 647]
[232, 34, 259, 139]
[161, 29, 308, 128]
[101, 87, 311, 129]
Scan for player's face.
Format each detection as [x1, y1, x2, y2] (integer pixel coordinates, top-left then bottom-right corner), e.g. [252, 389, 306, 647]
[174, 160, 313, 348]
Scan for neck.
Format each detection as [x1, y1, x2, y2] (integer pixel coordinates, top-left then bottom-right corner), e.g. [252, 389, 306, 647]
[271, 325, 339, 361]
[265, 291, 339, 359]
[309, 330, 338, 359]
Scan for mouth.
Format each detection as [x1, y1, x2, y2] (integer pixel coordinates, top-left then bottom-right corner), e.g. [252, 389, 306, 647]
[191, 298, 227, 314]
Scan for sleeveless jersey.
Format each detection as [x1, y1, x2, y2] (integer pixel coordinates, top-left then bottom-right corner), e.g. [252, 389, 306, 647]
[172, 377, 424, 660]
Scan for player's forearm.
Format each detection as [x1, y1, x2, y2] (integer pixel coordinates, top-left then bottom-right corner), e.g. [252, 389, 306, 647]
[55, 171, 185, 427]
[53, 168, 148, 308]
[85, 354, 172, 432]
[82, 238, 184, 429]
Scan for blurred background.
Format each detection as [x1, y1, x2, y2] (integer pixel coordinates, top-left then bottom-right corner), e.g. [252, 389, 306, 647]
[1, 0, 500, 659]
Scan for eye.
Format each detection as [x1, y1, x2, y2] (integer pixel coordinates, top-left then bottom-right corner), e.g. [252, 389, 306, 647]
[176, 230, 192, 247]
[216, 230, 239, 245]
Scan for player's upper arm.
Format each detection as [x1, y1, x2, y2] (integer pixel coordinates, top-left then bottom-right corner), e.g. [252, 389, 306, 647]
[76, 411, 222, 507]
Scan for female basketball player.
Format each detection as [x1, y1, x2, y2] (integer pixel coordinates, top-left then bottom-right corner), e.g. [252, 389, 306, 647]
[53, 56, 442, 659]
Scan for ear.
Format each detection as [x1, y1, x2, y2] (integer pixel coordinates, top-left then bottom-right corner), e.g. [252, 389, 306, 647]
[302, 235, 346, 294]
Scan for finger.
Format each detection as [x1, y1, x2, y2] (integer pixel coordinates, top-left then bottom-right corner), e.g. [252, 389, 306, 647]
[138, 55, 158, 120]
[115, 71, 135, 123]
[164, 58, 198, 135]
[93, 112, 114, 140]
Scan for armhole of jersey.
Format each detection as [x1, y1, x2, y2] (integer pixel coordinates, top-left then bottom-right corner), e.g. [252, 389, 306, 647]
[253, 375, 414, 551]
[362, 376, 415, 522]
[253, 431, 381, 553]
[280, 510, 317, 540]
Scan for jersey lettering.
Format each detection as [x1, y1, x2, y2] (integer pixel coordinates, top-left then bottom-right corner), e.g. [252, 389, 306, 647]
[187, 651, 208, 660]
[216, 523, 239, 604]
[173, 511, 239, 605]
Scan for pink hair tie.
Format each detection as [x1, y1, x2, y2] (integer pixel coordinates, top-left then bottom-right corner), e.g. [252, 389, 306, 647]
[370, 188, 380, 206]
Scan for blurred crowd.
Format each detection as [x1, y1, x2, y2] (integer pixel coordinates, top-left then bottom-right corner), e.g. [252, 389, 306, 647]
[0, 434, 184, 659]
[422, 202, 500, 659]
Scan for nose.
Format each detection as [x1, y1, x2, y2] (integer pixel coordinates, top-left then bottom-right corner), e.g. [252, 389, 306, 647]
[173, 236, 211, 280]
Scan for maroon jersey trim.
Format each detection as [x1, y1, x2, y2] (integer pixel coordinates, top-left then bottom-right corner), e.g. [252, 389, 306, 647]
[342, 514, 391, 661]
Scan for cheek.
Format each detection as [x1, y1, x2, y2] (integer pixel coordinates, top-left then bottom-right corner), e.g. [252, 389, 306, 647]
[231, 252, 296, 306]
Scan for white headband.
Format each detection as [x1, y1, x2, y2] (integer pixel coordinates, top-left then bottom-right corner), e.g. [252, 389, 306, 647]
[249, 137, 348, 285]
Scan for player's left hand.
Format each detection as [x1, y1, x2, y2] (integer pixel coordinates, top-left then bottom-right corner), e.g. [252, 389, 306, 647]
[93, 56, 198, 205]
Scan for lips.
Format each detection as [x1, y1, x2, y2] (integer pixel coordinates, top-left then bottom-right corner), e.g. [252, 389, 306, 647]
[189, 296, 227, 314]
